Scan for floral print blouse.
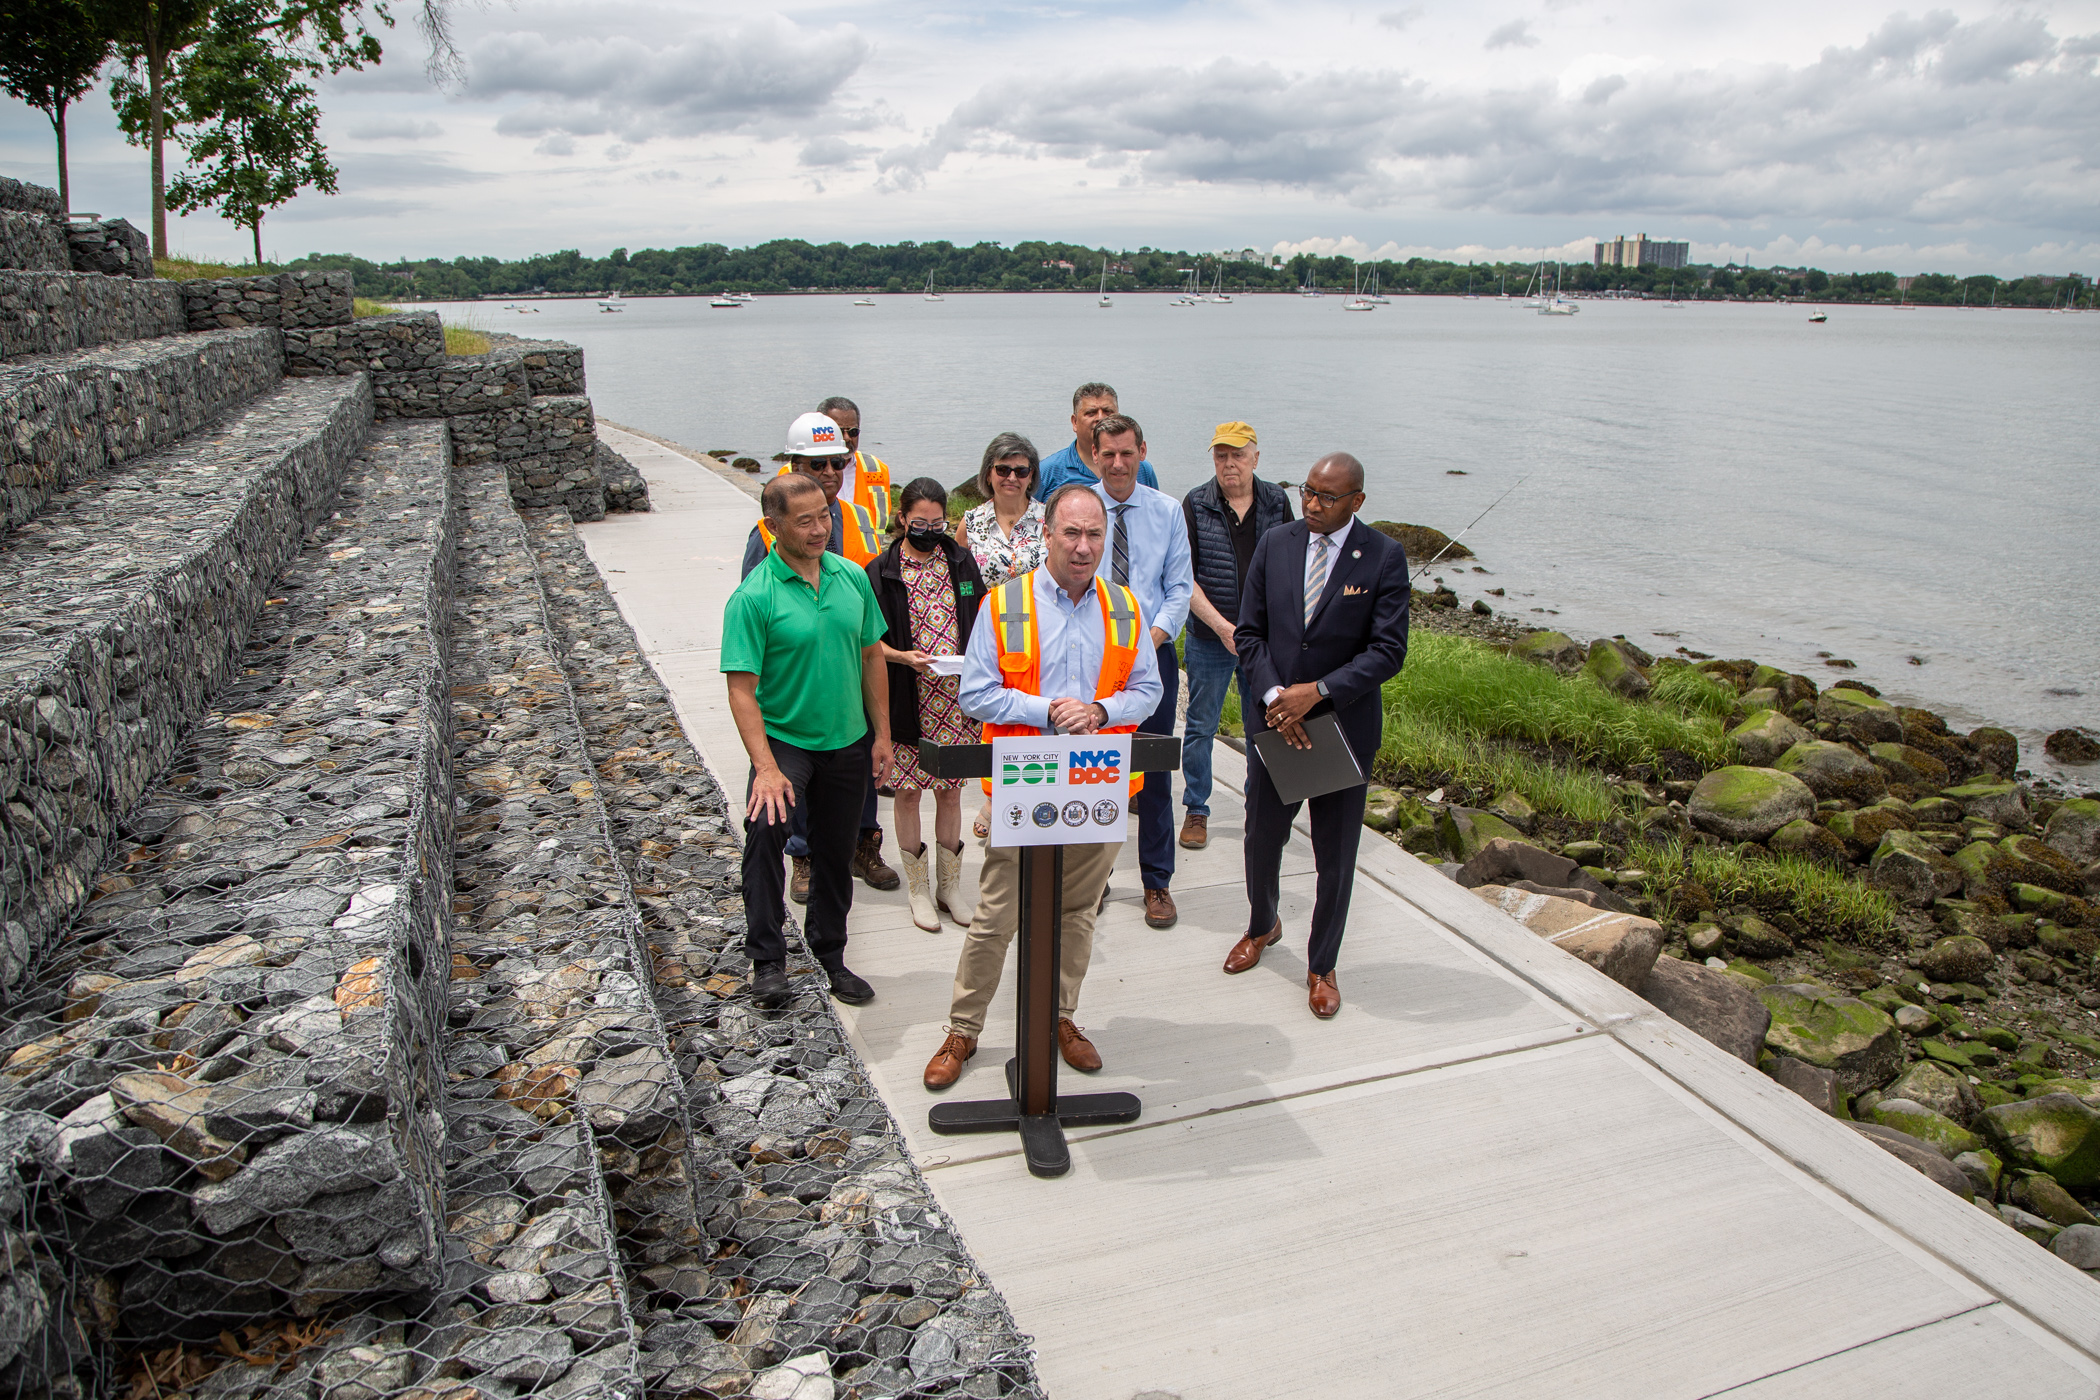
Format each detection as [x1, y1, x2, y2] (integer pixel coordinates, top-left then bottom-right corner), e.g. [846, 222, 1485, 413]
[962, 499, 1048, 587]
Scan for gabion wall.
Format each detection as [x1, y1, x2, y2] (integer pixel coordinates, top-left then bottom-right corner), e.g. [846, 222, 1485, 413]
[0, 272, 187, 362]
[180, 275, 355, 335]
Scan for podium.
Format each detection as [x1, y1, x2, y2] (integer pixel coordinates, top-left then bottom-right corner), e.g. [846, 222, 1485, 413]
[916, 735, 1182, 1178]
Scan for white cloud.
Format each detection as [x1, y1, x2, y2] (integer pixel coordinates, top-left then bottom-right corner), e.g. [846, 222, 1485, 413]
[345, 118, 444, 139]
[1485, 20, 1540, 50]
[1378, 8, 1424, 31]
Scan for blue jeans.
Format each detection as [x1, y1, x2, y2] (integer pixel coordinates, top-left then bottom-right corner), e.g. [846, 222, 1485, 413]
[1181, 629, 1243, 818]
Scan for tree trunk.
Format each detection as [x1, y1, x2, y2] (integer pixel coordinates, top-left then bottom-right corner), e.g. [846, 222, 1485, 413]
[53, 101, 71, 212]
[251, 217, 263, 270]
[149, 44, 166, 258]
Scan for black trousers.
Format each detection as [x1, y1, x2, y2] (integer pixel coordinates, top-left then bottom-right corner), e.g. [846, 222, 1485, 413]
[1134, 641, 1180, 890]
[742, 730, 870, 967]
[1244, 741, 1368, 976]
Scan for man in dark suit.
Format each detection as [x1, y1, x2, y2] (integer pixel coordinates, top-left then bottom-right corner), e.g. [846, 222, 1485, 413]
[1226, 452, 1410, 1019]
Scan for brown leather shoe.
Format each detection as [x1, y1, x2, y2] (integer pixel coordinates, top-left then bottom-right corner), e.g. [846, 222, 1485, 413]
[1223, 921, 1283, 974]
[1143, 888, 1177, 928]
[1056, 1018, 1102, 1072]
[1178, 813, 1208, 849]
[923, 1032, 977, 1090]
[1308, 970, 1341, 1020]
[854, 830, 900, 891]
[789, 856, 811, 905]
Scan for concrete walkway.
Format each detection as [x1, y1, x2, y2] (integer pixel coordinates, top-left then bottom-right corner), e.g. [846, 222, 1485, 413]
[580, 426, 2100, 1400]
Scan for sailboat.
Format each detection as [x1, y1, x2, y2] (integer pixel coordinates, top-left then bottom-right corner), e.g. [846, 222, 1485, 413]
[1465, 269, 1480, 300]
[1206, 268, 1232, 303]
[1300, 266, 1323, 298]
[1342, 266, 1375, 311]
[1537, 263, 1578, 315]
[1169, 268, 1201, 306]
[1096, 259, 1113, 309]
[1365, 270, 1390, 305]
[597, 291, 626, 313]
[923, 273, 943, 302]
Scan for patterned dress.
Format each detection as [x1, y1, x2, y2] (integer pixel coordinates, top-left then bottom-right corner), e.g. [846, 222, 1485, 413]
[963, 500, 1048, 587]
[891, 549, 974, 792]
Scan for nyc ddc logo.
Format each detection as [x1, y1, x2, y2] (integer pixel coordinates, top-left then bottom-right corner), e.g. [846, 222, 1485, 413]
[1066, 749, 1124, 787]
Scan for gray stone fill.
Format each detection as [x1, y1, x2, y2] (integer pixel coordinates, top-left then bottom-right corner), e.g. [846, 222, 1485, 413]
[0, 325, 285, 536]
[0, 213, 69, 274]
[64, 219, 151, 279]
[0, 180, 62, 217]
[0, 375, 372, 989]
[181, 272, 354, 333]
[0, 271, 188, 361]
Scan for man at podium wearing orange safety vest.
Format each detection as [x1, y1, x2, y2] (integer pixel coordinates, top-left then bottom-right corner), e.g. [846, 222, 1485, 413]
[921, 484, 1162, 1092]
[741, 400, 901, 897]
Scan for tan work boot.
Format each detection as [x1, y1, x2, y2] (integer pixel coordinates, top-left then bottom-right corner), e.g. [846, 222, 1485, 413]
[923, 1032, 977, 1090]
[934, 841, 966, 925]
[854, 830, 900, 891]
[898, 843, 941, 932]
[789, 856, 811, 905]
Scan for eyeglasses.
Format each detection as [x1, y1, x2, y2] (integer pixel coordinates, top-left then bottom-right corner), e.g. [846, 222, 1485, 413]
[990, 464, 1033, 479]
[841, 426, 861, 438]
[800, 456, 849, 473]
[1299, 485, 1360, 508]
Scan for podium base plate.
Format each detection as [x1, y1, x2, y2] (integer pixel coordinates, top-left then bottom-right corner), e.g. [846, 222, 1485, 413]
[926, 1059, 1142, 1177]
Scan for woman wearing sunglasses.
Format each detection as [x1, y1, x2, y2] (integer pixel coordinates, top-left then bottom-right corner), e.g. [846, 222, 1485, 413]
[959, 433, 1047, 837]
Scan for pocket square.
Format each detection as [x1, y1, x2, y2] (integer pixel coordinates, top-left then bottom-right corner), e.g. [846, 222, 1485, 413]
[1342, 584, 1368, 596]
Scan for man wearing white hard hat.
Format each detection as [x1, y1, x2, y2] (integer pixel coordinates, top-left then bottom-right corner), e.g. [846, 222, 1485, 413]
[740, 404, 902, 899]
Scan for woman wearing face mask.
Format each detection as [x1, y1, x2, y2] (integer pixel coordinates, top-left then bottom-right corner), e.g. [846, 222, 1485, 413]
[868, 477, 988, 931]
[959, 433, 1045, 838]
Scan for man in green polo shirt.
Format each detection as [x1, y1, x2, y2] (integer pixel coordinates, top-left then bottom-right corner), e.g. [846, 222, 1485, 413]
[724, 472, 894, 1007]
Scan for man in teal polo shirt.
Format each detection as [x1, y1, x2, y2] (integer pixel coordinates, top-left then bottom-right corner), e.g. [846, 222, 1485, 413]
[723, 472, 894, 1007]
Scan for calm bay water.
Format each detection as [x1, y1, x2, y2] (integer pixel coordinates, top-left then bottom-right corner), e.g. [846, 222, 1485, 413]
[429, 292, 2098, 772]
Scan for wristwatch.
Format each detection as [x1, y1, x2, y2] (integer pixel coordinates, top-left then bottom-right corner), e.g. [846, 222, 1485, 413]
[1315, 681, 1330, 699]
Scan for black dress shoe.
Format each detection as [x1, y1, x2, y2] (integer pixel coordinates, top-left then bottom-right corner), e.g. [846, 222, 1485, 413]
[822, 961, 874, 1005]
[750, 962, 791, 1008]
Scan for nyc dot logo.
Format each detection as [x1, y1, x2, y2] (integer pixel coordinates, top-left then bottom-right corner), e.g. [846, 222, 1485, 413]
[999, 756, 1061, 787]
[1066, 749, 1124, 786]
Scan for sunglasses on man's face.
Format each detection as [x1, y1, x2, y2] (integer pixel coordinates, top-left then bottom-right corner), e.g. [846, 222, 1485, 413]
[803, 456, 849, 473]
[991, 464, 1032, 479]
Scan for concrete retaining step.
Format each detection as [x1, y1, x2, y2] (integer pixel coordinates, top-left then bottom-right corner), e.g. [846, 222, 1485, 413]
[0, 374, 373, 991]
[0, 325, 286, 536]
[529, 507, 1044, 1397]
[0, 421, 456, 1387]
[0, 270, 188, 362]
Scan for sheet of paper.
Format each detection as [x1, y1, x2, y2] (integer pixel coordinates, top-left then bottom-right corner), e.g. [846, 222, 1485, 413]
[927, 654, 967, 677]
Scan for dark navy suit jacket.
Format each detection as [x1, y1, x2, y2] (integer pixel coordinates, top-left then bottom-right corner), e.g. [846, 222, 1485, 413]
[1236, 519, 1411, 770]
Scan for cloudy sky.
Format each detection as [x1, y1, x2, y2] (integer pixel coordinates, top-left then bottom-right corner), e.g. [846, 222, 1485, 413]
[6, 0, 2098, 273]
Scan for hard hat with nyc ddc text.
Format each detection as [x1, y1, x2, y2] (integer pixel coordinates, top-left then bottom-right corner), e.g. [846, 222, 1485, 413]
[780, 412, 850, 459]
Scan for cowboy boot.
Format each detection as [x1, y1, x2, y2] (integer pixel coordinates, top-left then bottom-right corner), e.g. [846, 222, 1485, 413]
[935, 841, 966, 925]
[898, 843, 941, 932]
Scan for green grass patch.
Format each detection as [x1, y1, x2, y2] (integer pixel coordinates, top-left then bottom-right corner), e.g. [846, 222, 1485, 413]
[1383, 632, 1732, 769]
[1378, 708, 1631, 822]
[354, 296, 399, 317]
[1628, 835, 1898, 945]
[445, 325, 491, 355]
[1649, 661, 1740, 721]
[154, 254, 272, 281]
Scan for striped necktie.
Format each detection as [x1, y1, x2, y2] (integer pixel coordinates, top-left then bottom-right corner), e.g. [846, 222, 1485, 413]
[1112, 504, 1131, 586]
[1304, 532, 1331, 625]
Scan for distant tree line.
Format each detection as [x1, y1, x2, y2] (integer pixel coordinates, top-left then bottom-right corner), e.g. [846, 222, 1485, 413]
[281, 241, 2091, 309]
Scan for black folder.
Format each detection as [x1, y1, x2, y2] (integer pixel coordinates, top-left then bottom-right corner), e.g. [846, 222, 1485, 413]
[1249, 713, 1364, 803]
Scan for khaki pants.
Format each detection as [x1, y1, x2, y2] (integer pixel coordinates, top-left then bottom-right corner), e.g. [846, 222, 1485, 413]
[946, 839, 1120, 1038]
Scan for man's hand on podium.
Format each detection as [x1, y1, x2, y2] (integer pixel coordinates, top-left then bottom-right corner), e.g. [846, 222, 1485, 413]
[1047, 698, 1107, 734]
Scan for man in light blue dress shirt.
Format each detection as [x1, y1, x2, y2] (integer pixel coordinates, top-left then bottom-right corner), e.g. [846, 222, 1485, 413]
[923, 485, 1164, 1091]
[1033, 381, 1160, 500]
[1088, 414, 1193, 929]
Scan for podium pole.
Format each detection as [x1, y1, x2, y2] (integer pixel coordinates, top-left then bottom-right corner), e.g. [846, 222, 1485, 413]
[920, 736, 1180, 1178]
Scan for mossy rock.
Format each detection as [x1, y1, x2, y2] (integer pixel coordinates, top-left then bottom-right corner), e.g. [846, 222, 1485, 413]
[1776, 740, 1889, 803]
[1868, 830, 1963, 907]
[1942, 779, 2028, 829]
[1918, 934, 1995, 982]
[1824, 805, 1911, 858]
[1870, 1099, 1983, 1157]
[1737, 686, 1782, 715]
[1371, 520, 1472, 564]
[1583, 638, 1652, 700]
[1730, 710, 1815, 767]
[1909, 796, 1963, 825]
[1510, 630, 1585, 675]
[1969, 727, 2019, 777]
[1869, 742, 1950, 788]
[1979, 1094, 2100, 1187]
[1886, 1061, 1983, 1125]
[1816, 687, 1902, 743]
[2043, 798, 2100, 865]
[1769, 818, 1847, 867]
[1756, 983, 1902, 1094]
[1435, 807, 1528, 862]
[1687, 766, 1816, 843]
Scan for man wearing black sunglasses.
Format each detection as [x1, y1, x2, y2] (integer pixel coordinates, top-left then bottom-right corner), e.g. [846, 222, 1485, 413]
[1227, 453, 1410, 1020]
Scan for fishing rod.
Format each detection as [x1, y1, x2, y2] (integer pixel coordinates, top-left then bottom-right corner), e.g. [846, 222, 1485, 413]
[1273, 462, 1546, 582]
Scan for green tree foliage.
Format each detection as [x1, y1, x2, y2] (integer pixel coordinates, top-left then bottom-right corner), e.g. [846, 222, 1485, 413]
[162, 0, 337, 266]
[270, 242, 2088, 312]
[0, 0, 114, 210]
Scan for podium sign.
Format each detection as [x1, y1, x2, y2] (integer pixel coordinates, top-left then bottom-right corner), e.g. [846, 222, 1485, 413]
[989, 733, 1130, 848]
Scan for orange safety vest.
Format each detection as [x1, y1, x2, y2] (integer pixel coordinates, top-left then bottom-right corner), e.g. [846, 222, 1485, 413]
[755, 451, 892, 566]
[979, 571, 1146, 796]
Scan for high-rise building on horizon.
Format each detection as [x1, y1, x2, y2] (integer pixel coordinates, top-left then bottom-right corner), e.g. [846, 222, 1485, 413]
[1594, 234, 1689, 270]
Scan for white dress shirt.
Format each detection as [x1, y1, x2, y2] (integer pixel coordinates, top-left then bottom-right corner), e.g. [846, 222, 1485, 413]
[959, 570, 1165, 734]
[1263, 517, 1359, 706]
[1089, 482, 1193, 639]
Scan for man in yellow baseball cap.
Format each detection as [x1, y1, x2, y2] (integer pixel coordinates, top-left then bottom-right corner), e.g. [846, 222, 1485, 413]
[1179, 420, 1293, 849]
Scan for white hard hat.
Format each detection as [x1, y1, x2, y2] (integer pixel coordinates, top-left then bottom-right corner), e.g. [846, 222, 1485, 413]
[781, 411, 848, 458]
